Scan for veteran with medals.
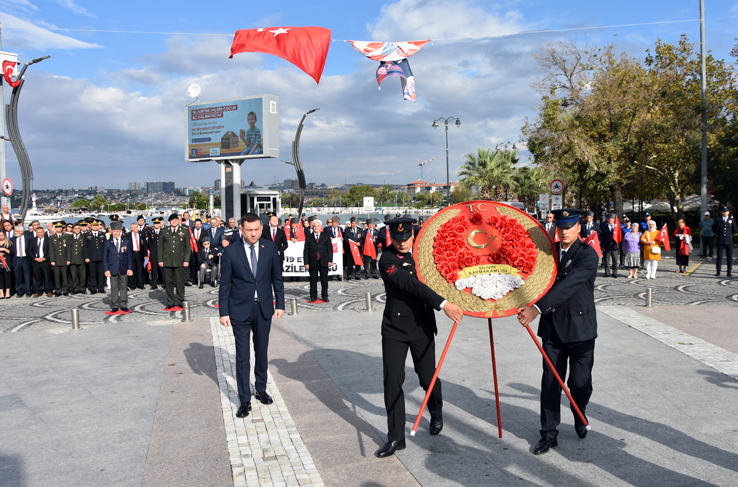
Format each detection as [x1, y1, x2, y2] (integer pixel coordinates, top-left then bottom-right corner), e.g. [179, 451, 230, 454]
[517, 208, 598, 455]
[375, 217, 464, 458]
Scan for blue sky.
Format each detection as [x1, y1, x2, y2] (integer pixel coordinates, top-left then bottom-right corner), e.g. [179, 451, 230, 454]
[0, 0, 736, 190]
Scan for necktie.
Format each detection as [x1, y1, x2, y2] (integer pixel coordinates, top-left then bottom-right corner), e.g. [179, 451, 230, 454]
[250, 244, 258, 276]
[37, 238, 41, 257]
[116, 239, 120, 253]
[272, 228, 276, 241]
[133, 234, 138, 251]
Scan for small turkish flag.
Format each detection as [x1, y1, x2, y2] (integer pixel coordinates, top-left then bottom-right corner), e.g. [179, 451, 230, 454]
[584, 233, 603, 258]
[349, 240, 363, 265]
[613, 216, 622, 243]
[656, 224, 670, 251]
[363, 232, 377, 259]
[2, 61, 20, 88]
[230, 26, 331, 84]
[553, 230, 560, 243]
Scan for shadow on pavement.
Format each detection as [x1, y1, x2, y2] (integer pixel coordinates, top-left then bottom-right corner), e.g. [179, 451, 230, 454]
[183, 342, 219, 386]
[0, 454, 26, 487]
[696, 369, 738, 389]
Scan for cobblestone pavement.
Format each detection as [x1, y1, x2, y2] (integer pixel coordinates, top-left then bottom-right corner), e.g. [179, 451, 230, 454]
[1, 255, 736, 333]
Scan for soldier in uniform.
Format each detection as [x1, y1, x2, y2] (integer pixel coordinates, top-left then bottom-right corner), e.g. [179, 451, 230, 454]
[84, 220, 107, 294]
[715, 206, 737, 277]
[68, 222, 87, 294]
[146, 217, 164, 289]
[49, 221, 70, 296]
[374, 217, 464, 458]
[517, 208, 599, 455]
[158, 213, 191, 310]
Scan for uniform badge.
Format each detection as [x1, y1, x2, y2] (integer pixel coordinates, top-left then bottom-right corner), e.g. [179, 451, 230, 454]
[402, 262, 410, 266]
[566, 259, 572, 268]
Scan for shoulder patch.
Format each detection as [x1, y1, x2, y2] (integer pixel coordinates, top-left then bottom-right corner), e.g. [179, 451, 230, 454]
[385, 264, 397, 276]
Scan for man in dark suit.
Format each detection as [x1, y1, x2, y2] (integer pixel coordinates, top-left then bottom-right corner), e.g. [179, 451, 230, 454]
[542, 212, 556, 239]
[363, 219, 380, 279]
[11, 224, 32, 297]
[344, 217, 364, 280]
[303, 219, 333, 303]
[374, 217, 464, 458]
[146, 217, 164, 289]
[104, 221, 133, 313]
[579, 211, 599, 239]
[29, 226, 53, 297]
[68, 222, 87, 294]
[261, 213, 288, 264]
[324, 217, 343, 281]
[83, 220, 106, 294]
[127, 222, 147, 290]
[518, 208, 599, 455]
[219, 213, 285, 419]
[207, 217, 225, 256]
[715, 206, 738, 277]
[599, 212, 620, 278]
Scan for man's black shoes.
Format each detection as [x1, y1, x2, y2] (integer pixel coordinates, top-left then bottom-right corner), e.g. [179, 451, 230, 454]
[374, 439, 406, 458]
[429, 414, 443, 435]
[575, 425, 588, 439]
[236, 402, 252, 418]
[533, 437, 558, 455]
[254, 391, 273, 405]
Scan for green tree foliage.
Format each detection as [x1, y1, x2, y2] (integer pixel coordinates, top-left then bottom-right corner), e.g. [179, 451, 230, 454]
[458, 147, 519, 200]
[450, 184, 473, 204]
[513, 166, 550, 212]
[91, 195, 107, 210]
[188, 190, 208, 210]
[346, 185, 376, 206]
[71, 198, 90, 208]
[283, 192, 300, 208]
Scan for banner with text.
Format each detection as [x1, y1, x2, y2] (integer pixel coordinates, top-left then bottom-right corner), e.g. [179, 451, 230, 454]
[282, 239, 343, 276]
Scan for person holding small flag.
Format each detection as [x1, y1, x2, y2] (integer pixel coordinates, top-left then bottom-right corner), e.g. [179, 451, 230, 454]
[344, 217, 364, 280]
[640, 220, 662, 279]
[599, 213, 620, 278]
[363, 219, 380, 279]
[623, 224, 642, 278]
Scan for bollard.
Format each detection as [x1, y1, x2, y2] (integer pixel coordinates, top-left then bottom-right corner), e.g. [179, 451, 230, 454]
[71, 308, 80, 330]
[365, 291, 373, 312]
[290, 297, 298, 315]
[182, 301, 191, 321]
[645, 287, 653, 308]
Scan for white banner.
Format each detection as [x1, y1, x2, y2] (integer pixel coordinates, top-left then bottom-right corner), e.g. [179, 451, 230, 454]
[282, 238, 343, 276]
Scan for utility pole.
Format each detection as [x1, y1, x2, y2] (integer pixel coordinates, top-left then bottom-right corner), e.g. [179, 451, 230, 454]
[0, 23, 6, 210]
[699, 0, 708, 216]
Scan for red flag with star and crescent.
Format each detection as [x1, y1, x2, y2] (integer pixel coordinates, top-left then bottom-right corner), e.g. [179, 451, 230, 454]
[656, 224, 671, 251]
[230, 26, 331, 84]
[583, 232, 603, 258]
[2, 61, 20, 88]
[348, 240, 363, 265]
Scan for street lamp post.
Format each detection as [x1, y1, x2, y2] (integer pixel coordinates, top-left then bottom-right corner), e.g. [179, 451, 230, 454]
[432, 117, 461, 207]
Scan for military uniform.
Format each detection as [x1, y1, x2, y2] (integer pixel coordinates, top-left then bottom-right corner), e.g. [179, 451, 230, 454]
[68, 228, 87, 294]
[715, 208, 737, 277]
[533, 209, 598, 448]
[158, 219, 192, 308]
[84, 225, 107, 293]
[146, 218, 164, 288]
[378, 219, 446, 449]
[49, 224, 71, 295]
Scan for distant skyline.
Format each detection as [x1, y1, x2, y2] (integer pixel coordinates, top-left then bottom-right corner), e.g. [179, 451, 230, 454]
[0, 0, 736, 190]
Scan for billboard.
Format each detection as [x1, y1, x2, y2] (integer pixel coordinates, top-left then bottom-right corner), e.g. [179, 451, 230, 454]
[185, 94, 278, 162]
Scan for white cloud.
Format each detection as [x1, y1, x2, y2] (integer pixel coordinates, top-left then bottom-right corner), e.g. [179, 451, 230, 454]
[0, 0, 37, 14]
[0, 11, 101, 50]
[55, 0, 95, 18]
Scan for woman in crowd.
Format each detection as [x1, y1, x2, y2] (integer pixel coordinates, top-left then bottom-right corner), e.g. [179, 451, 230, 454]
[673, 219, 693, 273]
[641, 220, 661, 279]
[0, 229, 15, 298]
[620, 218, 632, 267]
[623, 223, 642, 279]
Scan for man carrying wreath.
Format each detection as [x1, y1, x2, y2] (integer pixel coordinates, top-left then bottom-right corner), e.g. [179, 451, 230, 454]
[517, 208, 599, 455]
[374, 217, 464, 458]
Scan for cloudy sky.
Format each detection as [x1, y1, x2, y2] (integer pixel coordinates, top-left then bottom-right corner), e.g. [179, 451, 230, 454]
[0, 0, 735, 191]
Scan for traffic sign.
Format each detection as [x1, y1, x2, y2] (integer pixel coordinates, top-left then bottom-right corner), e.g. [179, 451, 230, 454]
[550, 179, 564, 194]
[551, 195, 563, 210]
[1, 178, 12, 197]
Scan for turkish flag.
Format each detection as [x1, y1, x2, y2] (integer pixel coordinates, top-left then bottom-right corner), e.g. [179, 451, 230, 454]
[296, 222, 306, 242]
[349, 240, 363, 265]
[656, 224, 670, 251]
[553, 230, 560, 243]
[584, 233, 603, 258]
[613, 216, 622, 244]
[363, 231, 377, 259]
[2, 61, 20, 88]
[190, 231, 198, 252]
[230, 26, 331, 84]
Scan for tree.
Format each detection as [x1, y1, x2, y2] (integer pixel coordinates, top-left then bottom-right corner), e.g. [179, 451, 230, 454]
[283, 192, 300, 208]
[513, 166, 550, 212]
[188, 191, 208, 210]
[458, 147, 518, 200]
[413, 192, 429, 209]
[450, 185, 473, 204]
[71, 198, 90, 208]
[91, 195, 107, 211]
[347, 185, 376, 206]
[377, 185, 394, 206]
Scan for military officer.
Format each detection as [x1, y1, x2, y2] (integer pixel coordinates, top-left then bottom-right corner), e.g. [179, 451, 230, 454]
[68, 222, 87, 294]
[49, 221, 71, 296]
[517, 208, 599, 455]
[158, 213, 191, 310]
[146, 217, 164, 289]
[714, 207, 737, 277]
[374, 217, 464, 458]
[84, 219, 107, 294]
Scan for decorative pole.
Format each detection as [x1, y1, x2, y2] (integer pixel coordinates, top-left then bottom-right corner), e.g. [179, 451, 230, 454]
[432, 117, 461, 207]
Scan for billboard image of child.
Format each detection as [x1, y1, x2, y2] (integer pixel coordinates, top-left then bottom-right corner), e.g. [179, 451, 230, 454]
[240, 111, 262, 155]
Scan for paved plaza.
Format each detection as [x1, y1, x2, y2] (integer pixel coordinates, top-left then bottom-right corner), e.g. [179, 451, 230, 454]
[0, 254, 737, 486]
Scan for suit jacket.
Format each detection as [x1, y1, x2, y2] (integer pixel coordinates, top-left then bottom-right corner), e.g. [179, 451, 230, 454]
[29, 235, 51, 262]
[218, 237, 285, 320]
[83, 231, 106, 261]
[11, 234, 31, 267]
[145, 228, 162, 258]
[303, 231, 333, 268]
[715, 216, 738, 246]
[127, 231, 147, 256]
[158, 225, 192, 267]
[378, 245, 445, 341]
[103, 237, 133, 275]
[67, 233, 86, 265]
[324, 225, 343, 241]
[535, 239, 599, 344]
[197, 247, 216, 267]
[344, 226, 364, 254]
[542, 222, 556, 240]
[262, 226, 288, 260]
[599, 223, 620, 250]
[206, 226, 224, 253]
[580, 221, 600, 239]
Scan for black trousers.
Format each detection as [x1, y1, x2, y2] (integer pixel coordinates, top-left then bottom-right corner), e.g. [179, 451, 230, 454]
[149, 257, 162, 286]
[31, 261, 52, 294]
[163, 266, 186, 306]
[602, 249, 618, 276]
[540, 338, 595, 439]
[88, 260, 105, 292]
[716, 244, 733, 274]
[308, 265, 329, 300]
[52, 264, 69, 294]
[382, 336, 442, 442]
[701, 236, 714, 257]
[69, 263, 86, 292]
[363, 256, 378, 278]
[131, 251, 145, 288]
[232, 304, 272, 404]
[13, 259, 31, 295]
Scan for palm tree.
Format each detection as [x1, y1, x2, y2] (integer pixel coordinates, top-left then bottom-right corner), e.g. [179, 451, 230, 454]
[458, 147, 518, 200]
[513, 166, 549, 211]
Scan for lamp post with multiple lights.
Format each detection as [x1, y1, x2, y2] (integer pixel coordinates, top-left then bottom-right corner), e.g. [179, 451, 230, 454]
[432, 117, 461, 206]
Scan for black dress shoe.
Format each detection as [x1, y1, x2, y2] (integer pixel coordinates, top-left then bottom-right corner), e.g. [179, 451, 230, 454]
[120, 307, 130, 313]
[164, 305, 174, 310]
[150, 285, 158, 290]
[322, 298, 330, 303]
[111, 308, 119, 313]
[728, 272, 733, 277]
[575, 425, 588, 439]
[236, 402, 252, 418]
[185, 281, 192, 287]
[198, 283, 204, 289]
[254, 391, 273, 405]
[715, 272, 721, 276]
[90, 290, 97, 295]
[374, 439, 406, 458]
[533, 437, 558, 455]
[429, 414, 443, 435]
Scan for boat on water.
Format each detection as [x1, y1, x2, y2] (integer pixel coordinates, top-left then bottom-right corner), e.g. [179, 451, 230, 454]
[14, 195, 94, 225]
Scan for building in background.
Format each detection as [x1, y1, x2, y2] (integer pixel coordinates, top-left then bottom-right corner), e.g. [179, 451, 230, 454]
[145, 181, 175, 194]
[283, 179, 298, 191]
[128, 181, 141, 190]
[214, 180, 221, 190]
